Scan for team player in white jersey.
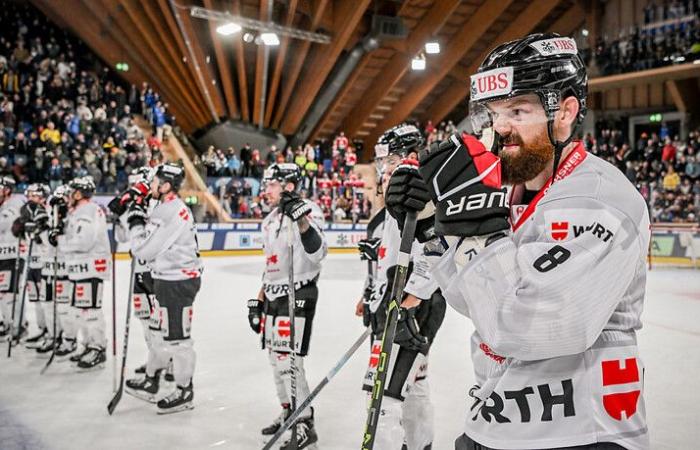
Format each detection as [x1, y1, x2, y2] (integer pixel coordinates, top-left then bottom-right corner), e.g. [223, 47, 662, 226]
[386, 33, 649, 450]
[49, 176, 112, 370]
[0, 177, 26, 342]
[124, 163, 203, 414]
[358, 124, 446, 450]
[247, 163, 327, 449]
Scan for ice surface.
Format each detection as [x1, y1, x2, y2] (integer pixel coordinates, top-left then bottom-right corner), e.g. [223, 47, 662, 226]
[1, 255, 699, 449]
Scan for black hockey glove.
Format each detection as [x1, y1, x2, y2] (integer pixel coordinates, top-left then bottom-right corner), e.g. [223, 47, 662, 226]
[361, 287, 373, 328]
[385, 160, 435, 243]
[358, 237, 381, 261]
[32, 207, 49, 230]
[418, 133, 510, 237]
[279, 191, 312, 222]
[48, 225, 64, 247]
[126, 199, 148, 229]
[394, 306, 429, 353]
[247, 299, 263, 334]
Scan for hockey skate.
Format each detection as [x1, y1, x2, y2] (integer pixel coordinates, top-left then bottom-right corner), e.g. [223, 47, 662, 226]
[0, 322, 8, 341]
[164, 359, 175, 382]
[157, 383, 194, 414]
[35, 336, 56, 356]
[126, 373, 162, 403]
[262, 404, 291, 435]
[76, 347, 106, 371]
[70, 345, 89, 363]
[24, 328, 47, 348]
[134, 363, 147, 374]
[280, 414, 318, 450]
[54, 338, 77, 360]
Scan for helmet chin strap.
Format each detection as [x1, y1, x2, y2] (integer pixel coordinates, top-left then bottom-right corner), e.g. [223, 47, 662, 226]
[543, 91, 576, 185]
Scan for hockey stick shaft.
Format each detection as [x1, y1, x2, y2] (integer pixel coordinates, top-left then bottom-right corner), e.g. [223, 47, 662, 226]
[263, 327, 371, 450]
[41, 206, 60, 374]
[111, 222, 117, 392]
[286, 219, 298, 448]
[7, 238, 22, 357]
[361, 211, 417, 450]
[8, 238, 34, 358]
[107, 257, 136, 415]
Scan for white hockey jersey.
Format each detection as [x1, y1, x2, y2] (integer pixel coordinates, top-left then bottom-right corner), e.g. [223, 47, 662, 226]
[129, 192, 203, 281]
[261, 200, 327, 299]
[63, 201, 112, 281]
[432, 143, 650, 449]
[0, 195, 25, 260]
[372, 213, 438, 310]
[114, 203, 151, 274]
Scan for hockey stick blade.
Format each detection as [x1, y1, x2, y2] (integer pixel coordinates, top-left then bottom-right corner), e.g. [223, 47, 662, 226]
[263, 328, 371, 450]
[360, 211, 417, 450]
[107, 258, 137, 415]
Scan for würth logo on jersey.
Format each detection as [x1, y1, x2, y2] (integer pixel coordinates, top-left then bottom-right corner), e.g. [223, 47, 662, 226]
[76, 285, 85, 298]
[551, 222, 569, 241]
[266, 254, 278, 265]
[277, 319, 291, 338]
[601, 358, 641, 420]
[470, 66, 513, 101]
[369, 343, 381, 368]
[94, 259, 107, 272]
[179, 208, 189, 221]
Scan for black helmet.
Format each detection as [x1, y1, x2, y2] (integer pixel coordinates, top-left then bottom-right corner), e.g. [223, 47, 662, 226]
[25, 183, 51, 199]
[0, 176, 15, 192]
[262, 163, 302, 187]
[69, 176, 96, 197]
[374, 124, 424, 160]
[154, 163, 185, 190]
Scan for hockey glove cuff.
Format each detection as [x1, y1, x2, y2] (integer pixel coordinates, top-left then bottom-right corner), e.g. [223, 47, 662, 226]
[386, 160, 436, 243]
[394, 306, 429, 353]
[247, 299, 263, 334]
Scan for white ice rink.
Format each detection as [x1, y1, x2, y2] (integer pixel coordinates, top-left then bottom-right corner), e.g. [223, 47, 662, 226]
[1, 254, 699, 450]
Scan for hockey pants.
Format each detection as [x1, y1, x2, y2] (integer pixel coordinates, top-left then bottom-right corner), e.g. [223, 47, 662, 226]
[268, 350, 313, 419]
[0, 293, 22, 331]
[75, 308, 106, 350]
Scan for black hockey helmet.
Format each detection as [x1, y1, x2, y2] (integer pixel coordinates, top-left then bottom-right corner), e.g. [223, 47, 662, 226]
[25, 183, 51, 199]
[262, 163, 302, 188]
[0, 176, 15, 192]
[68, 176, 96, 197]
[154, 162, 185, 191]
[374, 123, 424, 160]
[469, 33, 587, 165]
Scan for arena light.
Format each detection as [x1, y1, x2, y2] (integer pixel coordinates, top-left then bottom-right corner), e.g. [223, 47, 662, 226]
[260, 32, 280, 46]
[425, 42, 440, 54]
[216, 22, 241, 36]
[411, 56, 426, 71]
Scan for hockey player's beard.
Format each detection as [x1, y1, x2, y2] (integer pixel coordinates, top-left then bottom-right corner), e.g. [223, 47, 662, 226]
[498, 131, 553, 185]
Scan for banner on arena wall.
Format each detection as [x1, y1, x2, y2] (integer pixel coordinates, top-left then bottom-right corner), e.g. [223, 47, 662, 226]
[650, 229, 700, 264]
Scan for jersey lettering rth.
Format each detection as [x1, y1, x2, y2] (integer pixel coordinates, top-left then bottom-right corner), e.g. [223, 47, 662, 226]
[62, 201, 111, 281]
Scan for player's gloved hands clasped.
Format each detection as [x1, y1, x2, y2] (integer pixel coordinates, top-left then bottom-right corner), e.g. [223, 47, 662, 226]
[385, 160, 436, 243]
[48, 225, 64, 247]
[279, 191, 312, 222]
[247, 299, 263, 333]
[358, 237, 381, 261]
[418, 133, 510, 237]
[126, 198, 148, 229]
[394, 306, 429, 352]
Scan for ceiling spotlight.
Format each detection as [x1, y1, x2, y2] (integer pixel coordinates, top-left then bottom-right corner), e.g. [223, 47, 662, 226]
[216, 22, 242, 36]
[260, 32, 280, 46]
[243, 32, 255, 43]
[581, 28, 589, 37]
[425, 42, 440, 54]
[411, 56, 426, 71]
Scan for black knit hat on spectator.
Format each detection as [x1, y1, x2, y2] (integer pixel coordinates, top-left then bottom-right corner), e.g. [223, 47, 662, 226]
[469, 32, 588, 170]
[154, 163, 185, 191]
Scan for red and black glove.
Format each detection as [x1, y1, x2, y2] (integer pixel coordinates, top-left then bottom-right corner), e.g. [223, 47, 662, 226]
[418, 133, 510, 237]
[107, 181, 150, 217]
[385, 160, 435, 243]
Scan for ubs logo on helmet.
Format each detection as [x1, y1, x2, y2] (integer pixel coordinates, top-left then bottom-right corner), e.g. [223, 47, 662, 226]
[470, 67, 513, 102]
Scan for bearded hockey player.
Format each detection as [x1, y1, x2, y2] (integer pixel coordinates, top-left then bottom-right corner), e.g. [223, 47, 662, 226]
[124, 162, 202, 414]
[0, 177, 26, 342]
[11, 183, 51, 350]
[387, 33, 650, 450]
[361, 124, 445, 450]
[109, 166, 160, 375]
[247, 163, 327, 449]
[51, 177, 111, 370]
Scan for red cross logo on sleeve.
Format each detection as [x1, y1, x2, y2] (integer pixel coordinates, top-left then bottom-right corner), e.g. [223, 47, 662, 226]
[378, 246, 387, 260]
[266, 254, 278, 265]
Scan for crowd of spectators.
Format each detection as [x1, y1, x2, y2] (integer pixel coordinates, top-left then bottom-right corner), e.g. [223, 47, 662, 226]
[582, 0, 700, 75]
[0, 2, 174, 194]
[584, 124, 700, 223]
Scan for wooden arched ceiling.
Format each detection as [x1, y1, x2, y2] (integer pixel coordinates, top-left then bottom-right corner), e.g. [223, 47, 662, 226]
[30, 0, 584, 148]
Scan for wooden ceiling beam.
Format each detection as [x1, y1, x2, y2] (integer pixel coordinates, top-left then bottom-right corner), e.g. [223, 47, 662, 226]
[263, 0, 298, 127]
[279, 0, 371, 135]
[271, 0, 329, 130]
[339, 0, 462, 139]
[232, 0, 250, 122]
[549, 1, 585, 35]
[252, 0, 270, 126]
[363, 0, 515, 147]
[421, 0, 564, 126]
[202, 0, 239, 119]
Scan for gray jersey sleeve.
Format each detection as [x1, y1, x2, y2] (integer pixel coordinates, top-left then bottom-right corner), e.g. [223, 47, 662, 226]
[129, 200, 189, 262]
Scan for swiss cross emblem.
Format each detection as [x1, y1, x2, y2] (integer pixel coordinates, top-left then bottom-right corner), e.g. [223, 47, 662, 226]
[94, 259, 107, 272]
[369, 343, 381, 368]
[551, 221, 569, 241]
[179, 208, 189, 221]
[266, 254, 278, 265]
[76, 285, 85, 298]
[601, 358, 642, 420]
[378, 246, 387, 260]
[277, 319, 291, 338]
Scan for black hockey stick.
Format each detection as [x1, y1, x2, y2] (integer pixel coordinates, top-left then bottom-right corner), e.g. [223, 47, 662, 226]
[286, 219, 298, 449]
[8, 238, 34, 358]
[107, 257, 137, 415]
[263, 327, 371, 450]
[41, 206, 60, 374]
[111, 221, 117, 392]
[360, 210, 417, 450]
[6, 238, 22, 356]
